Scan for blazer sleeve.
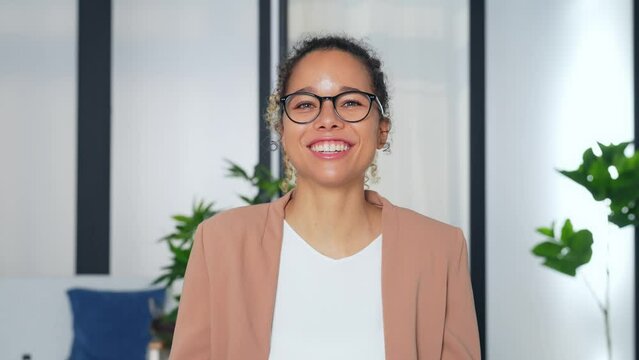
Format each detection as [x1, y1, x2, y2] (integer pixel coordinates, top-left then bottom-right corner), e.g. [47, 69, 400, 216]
[169, 223, 210, 360]
[441, 228, 481, 359]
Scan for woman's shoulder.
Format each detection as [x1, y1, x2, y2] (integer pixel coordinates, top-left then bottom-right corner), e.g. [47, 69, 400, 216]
[372, 190, 463, 247]
[199, 202, 271, 236]
[390, 203, 466, 255]
[393, 204, 459, 232]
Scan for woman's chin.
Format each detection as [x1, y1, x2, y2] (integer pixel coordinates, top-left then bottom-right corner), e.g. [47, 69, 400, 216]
[296, 173, 365, 190]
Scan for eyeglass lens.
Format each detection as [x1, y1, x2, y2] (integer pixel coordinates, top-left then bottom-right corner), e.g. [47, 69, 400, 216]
[285, 92, 372, 123]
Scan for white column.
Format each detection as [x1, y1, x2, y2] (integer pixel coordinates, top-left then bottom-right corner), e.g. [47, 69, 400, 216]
[487, 1, 634, 358]
[111, 0, 260, 277]
[0, 0, 77, 276]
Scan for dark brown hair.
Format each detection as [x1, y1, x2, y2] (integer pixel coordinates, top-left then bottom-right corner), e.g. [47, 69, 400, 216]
[266, 34, 391, 134]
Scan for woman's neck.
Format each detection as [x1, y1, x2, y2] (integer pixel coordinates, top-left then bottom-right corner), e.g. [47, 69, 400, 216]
[283, 179, 382, 258]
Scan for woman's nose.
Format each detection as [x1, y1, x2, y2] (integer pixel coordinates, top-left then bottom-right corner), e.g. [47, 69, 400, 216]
[314, 99, 343, 129]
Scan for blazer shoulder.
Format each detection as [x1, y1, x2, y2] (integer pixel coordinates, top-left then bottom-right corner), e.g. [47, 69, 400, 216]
[199, 202, 270, 237]
[392, 204, 465, 255]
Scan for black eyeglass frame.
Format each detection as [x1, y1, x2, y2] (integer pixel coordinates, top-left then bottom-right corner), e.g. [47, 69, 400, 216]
[279, 90, 387, 124]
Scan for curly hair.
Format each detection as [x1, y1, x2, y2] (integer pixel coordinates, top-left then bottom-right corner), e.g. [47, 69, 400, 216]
[265, 34, 391, 135]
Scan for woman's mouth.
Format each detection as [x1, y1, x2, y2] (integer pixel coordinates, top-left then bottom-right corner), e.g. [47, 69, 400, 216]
[309, 140, 351, 153]
[308, 140, 353, 159]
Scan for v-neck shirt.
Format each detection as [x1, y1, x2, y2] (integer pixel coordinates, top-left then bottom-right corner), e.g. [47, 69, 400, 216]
[268, 220, 385, 360]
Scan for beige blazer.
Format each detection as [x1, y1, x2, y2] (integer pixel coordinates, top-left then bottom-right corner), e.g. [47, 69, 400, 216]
[170, 190, 481, 359]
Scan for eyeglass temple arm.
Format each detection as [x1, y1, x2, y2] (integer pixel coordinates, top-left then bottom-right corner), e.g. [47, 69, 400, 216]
[374, 97, 388, 118]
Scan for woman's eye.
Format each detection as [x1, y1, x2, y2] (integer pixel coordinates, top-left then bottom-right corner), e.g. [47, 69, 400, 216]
[295, 102, 315, 109]
[342, 100, 363, 107]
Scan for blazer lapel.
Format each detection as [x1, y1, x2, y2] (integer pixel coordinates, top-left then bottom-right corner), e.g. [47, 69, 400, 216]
[368, 191, 418, 359]
[258, 191, 293, 359]
[257, 190, 411, 359]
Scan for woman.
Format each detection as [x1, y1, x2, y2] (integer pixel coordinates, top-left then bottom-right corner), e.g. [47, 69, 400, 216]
[170, 35, 480, 360]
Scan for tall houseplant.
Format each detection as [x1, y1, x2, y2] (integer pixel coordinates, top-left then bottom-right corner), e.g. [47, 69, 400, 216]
[152, 160, 284, 346]
[531, 141, 638, 359]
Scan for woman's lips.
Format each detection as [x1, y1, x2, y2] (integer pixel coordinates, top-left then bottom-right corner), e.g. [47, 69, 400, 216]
[307, 140, 353, 160]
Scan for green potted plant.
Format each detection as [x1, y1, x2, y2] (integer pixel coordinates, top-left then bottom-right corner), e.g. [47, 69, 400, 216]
[531, 141, 638, 360]
[152, 160, 285, 348]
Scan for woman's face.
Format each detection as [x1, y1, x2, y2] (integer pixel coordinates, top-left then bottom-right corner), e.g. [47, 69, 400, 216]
[281, 49, 390, 189]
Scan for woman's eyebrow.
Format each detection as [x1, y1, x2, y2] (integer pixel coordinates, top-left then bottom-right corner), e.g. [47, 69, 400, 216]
[339, 86, 362, 92]
[290, 85, 363, 94]
[291, 86, 315, 93]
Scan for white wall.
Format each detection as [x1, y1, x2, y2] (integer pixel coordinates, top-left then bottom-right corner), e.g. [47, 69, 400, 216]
[110, 0, 260, 277]
[288, 0, 470, 232]
[0, 0, 261, 280]
[487, 1, 634, 359]
[0, 1, 77, 276]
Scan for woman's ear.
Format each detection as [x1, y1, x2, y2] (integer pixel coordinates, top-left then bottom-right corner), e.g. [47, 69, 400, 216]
[377, 118, 391, 149]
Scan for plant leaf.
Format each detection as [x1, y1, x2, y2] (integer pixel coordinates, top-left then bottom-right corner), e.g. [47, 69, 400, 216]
[543, 258, 577, 276]
[531, 219, 593, 277]
[560, 219, 574, 245]
[535, 223, 555, 238]
[532, 241, 563, 257]
[559, 141, 639, 228]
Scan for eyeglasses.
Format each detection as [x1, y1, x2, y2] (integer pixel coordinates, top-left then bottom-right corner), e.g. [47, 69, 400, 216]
[280, 90, 386, 124]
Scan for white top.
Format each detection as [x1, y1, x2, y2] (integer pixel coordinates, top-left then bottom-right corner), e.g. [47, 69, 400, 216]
[268, 221, 386, 360]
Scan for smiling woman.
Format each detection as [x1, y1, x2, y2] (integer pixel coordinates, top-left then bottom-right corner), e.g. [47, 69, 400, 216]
[279, 48, 390, 195]
[169, 35, 481, 360]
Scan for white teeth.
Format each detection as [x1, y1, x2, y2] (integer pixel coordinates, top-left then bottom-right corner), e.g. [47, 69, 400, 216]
[310, 141, 351, 153]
